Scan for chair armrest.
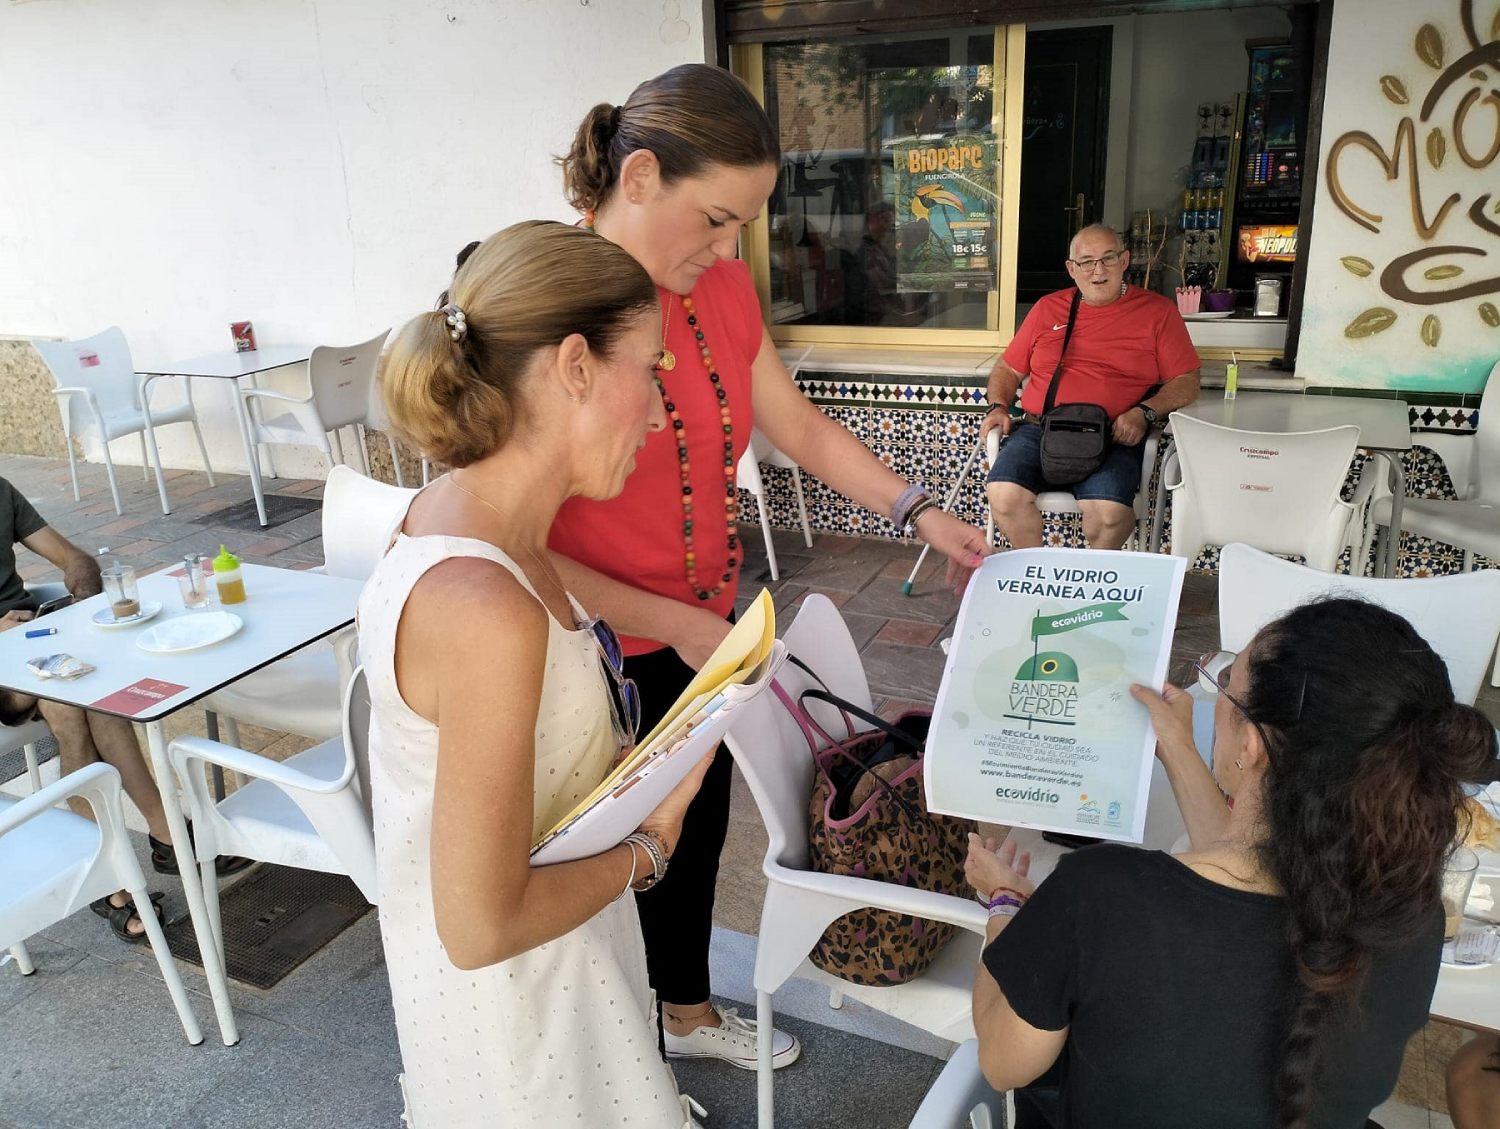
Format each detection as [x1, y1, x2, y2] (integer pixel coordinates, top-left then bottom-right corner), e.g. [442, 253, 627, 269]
[167, 735, 353, 795]
[0, 762, 120, 838]
[764, 861, 990, 936]
[25, 581, 71, 604]
[1162, 447, 1183, 490]
[1348, 460, 1380, 508]
[984, 427, 1000, 464]
[238, 387, 312, 406]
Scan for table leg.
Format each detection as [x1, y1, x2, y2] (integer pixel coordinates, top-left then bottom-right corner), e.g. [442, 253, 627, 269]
[229, 377, 269, 527]
[205, 711, 226, 802]
[144, 720, 240, 1046]
[1382, 454, 1409, 578]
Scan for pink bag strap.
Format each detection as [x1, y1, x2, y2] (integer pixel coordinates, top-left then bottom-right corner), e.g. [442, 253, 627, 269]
[769, 655, 857, 754]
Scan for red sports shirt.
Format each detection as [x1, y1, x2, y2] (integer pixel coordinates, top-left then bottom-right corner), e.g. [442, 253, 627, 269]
[1006, 287, 1200, 419]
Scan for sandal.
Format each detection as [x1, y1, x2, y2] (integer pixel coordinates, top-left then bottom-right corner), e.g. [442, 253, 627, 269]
[107, 891, 165, 945]
[90, 893, 127, 918]
[149, 823, 254, 878]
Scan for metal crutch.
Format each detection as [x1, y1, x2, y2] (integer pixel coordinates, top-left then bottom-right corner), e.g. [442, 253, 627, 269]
[900, 434, 986, 595]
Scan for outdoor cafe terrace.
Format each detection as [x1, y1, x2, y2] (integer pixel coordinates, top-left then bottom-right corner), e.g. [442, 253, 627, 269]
[0, 446, 1493, 1129]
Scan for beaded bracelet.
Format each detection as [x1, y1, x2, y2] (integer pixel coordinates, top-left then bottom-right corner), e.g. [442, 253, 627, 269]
[891, 483, 928, 530]
[904, 497, 939, 534]
[986, 891, 1027, 918]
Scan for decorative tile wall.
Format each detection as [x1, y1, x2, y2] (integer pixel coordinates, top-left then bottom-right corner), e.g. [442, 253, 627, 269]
[736, 369, 1490, 579]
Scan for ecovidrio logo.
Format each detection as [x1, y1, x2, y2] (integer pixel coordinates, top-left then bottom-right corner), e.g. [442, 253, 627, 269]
[994, 785, 1061, 805]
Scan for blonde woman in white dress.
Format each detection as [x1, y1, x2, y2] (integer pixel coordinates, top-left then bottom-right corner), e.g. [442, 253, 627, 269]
[362, 221, 713, 1128]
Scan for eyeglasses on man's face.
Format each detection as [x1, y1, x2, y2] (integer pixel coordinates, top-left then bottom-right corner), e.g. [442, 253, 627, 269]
[1068, 250, 1124, 272]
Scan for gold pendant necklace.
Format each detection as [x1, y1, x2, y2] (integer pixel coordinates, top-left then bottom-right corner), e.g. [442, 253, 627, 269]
[659, 291, 677, 371]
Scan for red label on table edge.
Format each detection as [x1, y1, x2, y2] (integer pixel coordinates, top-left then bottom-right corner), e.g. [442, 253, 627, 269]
[90, 678, 189, 716]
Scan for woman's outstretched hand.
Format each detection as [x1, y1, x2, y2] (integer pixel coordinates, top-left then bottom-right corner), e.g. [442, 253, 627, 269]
[965, 832, 1035, 902]
[1128, 681, 1197, 763]
[912, 508, 992, 596]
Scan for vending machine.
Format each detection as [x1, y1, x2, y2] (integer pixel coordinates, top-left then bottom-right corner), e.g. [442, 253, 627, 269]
[1226, 43, 1301, 312]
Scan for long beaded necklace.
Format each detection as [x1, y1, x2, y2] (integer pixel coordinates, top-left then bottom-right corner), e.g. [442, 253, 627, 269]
[579, 211, 738, 601]
[668, 294, 738, 602]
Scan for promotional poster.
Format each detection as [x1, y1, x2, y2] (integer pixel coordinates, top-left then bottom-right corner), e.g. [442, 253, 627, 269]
[890, 131, 997, 294]
[925, 549, 1185, 842]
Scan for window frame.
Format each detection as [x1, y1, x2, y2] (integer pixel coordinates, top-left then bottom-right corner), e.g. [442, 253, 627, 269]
[733, 25, 1027, 353]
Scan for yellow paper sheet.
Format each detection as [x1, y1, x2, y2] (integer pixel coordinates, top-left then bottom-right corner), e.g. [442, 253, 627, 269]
[533, 589, 775, 845]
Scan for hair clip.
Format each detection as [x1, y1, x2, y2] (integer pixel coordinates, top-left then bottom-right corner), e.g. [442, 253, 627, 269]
[440, 303, 468, 343]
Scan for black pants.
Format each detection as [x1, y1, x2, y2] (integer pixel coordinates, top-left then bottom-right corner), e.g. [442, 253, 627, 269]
[625, 643, 734, 1006]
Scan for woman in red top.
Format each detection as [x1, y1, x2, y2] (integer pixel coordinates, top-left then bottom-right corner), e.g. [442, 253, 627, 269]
[549, 64, 990, 1069]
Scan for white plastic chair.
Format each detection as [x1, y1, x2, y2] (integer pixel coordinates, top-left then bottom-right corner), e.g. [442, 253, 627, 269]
[1357, 365, 1499, 683]
[721, 594, 989, 1129]
[1217, 542, 1500, 706]
[238, 331, 395, 480]
[984, 425, 1164, 550]
[168, 668, 377, 977]
[907, 1040, 1006, 1129]
[1163, 415, 1372, 572]
[32, 327, 214, 516]
[199, 465, 414, 742]
[737, 348, 816, 580]
[0, 763, 204, 1044]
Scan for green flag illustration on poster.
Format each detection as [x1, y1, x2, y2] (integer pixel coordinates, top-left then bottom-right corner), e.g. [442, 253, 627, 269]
[890, 134, 997, 293]
[925, 550, 1186, 843]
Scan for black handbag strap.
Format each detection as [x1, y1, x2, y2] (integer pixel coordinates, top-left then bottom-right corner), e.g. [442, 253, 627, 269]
[789, 679, 925, 824]
[1041, 289, 1084, 416]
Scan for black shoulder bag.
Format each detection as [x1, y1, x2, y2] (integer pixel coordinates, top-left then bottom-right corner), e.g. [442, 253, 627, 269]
[1037, 290, 1112, 485]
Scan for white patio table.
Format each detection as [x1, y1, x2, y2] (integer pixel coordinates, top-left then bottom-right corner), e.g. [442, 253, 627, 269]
[0, 562, 363, 1045]
[1172, 391, 1413, 576]
[139, 347, 314, 528]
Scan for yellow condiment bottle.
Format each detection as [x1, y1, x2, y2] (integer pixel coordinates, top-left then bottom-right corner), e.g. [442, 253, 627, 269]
[1224, 357, 1239, 401]
[212, 544, 247, 605]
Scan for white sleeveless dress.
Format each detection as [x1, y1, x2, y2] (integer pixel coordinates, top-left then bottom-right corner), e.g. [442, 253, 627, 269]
[359, 531, 693, 1128]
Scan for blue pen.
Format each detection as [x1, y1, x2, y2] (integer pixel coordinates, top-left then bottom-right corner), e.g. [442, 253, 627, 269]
[25, 627, 58, 638]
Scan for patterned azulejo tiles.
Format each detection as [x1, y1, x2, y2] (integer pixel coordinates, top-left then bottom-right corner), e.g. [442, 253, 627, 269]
[743, 373, 1492, 578]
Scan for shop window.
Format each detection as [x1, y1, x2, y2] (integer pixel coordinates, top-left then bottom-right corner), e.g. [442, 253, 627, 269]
[735, 28, 1024, 350]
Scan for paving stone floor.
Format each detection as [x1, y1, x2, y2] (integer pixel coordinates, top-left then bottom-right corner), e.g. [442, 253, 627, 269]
[1, 453, 1489, 1128]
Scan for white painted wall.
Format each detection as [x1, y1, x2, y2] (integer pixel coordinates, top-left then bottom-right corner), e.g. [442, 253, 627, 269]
[0, 0, 709, 475]
[1120, 8, 1292, 226]
[1297, 0, 1499, 392]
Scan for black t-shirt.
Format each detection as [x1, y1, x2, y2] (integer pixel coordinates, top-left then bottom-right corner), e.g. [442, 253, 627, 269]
[0, 476, 48, 616]
[983, 845, 1440, 1129]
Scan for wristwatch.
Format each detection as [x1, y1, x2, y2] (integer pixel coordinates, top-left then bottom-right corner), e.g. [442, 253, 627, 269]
[1135, 404, 1159, 426]
[984, 402, 1009, 416]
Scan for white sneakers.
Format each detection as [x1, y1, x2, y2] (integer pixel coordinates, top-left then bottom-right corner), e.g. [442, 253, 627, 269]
[663, 1004, 802, 1072]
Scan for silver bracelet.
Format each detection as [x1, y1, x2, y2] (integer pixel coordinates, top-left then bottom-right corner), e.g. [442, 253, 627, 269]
[623, 831, 669, 892]
[615, 839, 639, 902]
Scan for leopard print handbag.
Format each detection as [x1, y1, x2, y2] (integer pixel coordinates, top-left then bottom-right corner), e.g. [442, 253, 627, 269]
[774, 678, 975, 987]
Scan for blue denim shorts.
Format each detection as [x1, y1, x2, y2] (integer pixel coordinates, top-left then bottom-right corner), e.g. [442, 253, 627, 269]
[984, 422, 1142, 507]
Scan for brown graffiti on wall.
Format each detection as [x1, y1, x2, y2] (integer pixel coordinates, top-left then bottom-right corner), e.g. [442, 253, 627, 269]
[1325, 0, 1500, 343]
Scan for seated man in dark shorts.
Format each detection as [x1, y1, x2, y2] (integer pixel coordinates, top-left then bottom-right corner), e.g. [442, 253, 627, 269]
[0, 475, 246, 942]
[980, 224, 1200, 550]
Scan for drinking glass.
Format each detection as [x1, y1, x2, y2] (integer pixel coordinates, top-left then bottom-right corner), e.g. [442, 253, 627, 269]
[1442, 846, 1481, 942]
[101, 564, 139, 620]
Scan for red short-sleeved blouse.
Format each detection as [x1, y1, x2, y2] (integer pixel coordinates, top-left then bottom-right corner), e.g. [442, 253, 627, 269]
[549, 259, 764, 656]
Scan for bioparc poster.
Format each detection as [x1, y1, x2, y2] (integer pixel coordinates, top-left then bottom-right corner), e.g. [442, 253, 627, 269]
[926, 549, 1185, 842]
[890, 133, 997, 294]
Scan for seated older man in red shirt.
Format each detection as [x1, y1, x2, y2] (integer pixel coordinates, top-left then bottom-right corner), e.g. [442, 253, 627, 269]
[980, 224, 1200, 550]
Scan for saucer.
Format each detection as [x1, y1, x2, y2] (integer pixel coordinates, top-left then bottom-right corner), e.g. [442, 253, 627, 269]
[91, 601, 162, 628]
